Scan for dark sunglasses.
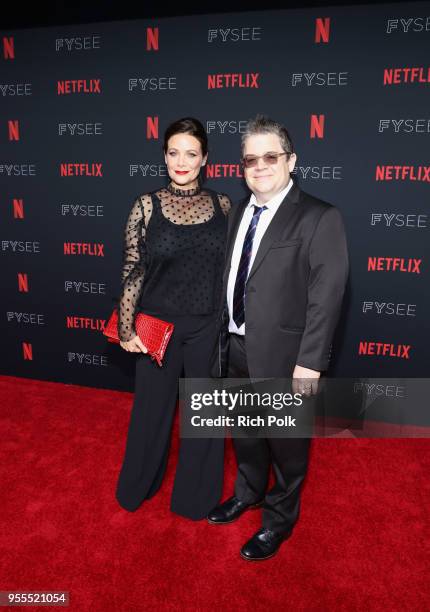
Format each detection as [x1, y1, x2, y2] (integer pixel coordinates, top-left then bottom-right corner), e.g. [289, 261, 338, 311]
[241, 152, 289, 169]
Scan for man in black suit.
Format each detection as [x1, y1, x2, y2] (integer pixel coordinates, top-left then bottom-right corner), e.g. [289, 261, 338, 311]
[208, 115, 349, 560]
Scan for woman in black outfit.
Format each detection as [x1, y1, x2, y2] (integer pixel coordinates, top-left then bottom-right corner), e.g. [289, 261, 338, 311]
[115, 117, 231, 520]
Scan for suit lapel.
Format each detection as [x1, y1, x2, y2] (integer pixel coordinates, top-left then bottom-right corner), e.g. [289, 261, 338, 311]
[246, 182, 301, 282]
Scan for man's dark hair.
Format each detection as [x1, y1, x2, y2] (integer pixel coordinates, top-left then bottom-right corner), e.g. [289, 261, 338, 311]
[241, 114, 294, 156]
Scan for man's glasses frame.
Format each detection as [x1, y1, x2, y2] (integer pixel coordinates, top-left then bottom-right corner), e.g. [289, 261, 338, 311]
[241, 151, 292, 169]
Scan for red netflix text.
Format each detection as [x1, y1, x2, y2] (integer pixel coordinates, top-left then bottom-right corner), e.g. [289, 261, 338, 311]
[367, 257, 421, 273]
[63, 243, 104, 256]
[359, 342, 411, 359]
[57, 79, 101, 94]
[208, 73, 259, 89]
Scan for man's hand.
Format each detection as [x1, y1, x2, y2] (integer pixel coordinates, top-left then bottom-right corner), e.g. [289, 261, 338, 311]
[119, 333, 148, 353]
[292, 364, 320, 397]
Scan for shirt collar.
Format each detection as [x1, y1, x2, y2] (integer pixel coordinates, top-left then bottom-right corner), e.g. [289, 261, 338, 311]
[247, 179, 294, 210]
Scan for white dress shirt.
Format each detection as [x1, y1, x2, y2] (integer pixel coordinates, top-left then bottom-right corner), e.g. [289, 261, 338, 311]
[227, 179, 294, 335]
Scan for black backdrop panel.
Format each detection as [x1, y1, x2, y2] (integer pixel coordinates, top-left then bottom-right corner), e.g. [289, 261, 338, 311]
[1, 3, 429, 390]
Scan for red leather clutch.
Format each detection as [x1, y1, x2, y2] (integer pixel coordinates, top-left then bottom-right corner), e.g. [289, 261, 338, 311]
[103, 309, 174, 367]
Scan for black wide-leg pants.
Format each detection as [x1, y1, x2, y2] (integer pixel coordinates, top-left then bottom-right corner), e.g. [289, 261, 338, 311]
[116, 313, 224, 520]
[229, 333, 311, 536]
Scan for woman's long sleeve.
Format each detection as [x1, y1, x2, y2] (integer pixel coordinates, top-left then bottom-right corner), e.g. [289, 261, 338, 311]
[117, 196, 148, 342]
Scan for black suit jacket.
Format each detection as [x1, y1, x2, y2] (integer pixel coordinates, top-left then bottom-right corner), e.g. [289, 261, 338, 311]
[210, 182, 349, 378]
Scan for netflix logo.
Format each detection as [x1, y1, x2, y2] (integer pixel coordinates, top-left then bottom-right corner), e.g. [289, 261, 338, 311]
[315, 17, 330, 43]
[383, 67, 430, 85]
[2, 36, 15, 60]
[60, 163, 103, 177]
[57, 79, 101, 94]
[375, 166, 430, 182]
[367, 257, 422, 273]
[66, 316, 106, 331]
[3, 37, 15, 60]
[310, 115, 325, 139]
[358, 342, 411, 359]
[146, 117, 158, 139]
[208, 73, 259, 89]
[205, 164, 243, 178]
[63, 243, 104, 256]
[145, 27, 159, 51]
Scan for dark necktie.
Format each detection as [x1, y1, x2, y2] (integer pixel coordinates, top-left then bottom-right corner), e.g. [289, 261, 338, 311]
[232, 204, 267, 328]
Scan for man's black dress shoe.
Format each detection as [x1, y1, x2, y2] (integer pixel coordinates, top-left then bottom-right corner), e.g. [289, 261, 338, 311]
[240, 528, 292, 561]
[207, 496, 263, 524]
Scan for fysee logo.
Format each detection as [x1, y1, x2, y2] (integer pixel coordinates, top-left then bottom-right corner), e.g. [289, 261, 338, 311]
[206, 121, 247, 134]
[55, 36, 101, 51]
[207, 27, 262, 42]
[292, 166, 342, 180]
[130, 165, 167, 177]
[386, 17, 430, 33]
[378, 119, 430, 133]
[371, 213, 428, 229]
[362, 302, 416, 317]
[292, 72, 348, 86]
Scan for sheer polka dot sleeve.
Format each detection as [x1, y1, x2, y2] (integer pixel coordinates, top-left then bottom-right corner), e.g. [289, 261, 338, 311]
[218, 193, 232, 216]
[117, 195, 151, 342]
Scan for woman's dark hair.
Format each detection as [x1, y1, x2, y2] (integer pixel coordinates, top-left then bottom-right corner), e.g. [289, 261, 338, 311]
[163, 117, 208, 156]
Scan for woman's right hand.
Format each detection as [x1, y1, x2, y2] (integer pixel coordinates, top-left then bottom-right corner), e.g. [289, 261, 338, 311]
[119, 334, 148, 353]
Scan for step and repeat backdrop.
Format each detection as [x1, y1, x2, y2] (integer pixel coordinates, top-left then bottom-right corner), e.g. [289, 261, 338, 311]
[1, 2, 429, 390]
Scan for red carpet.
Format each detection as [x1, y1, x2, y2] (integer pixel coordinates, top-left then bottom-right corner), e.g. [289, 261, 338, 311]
[1, 374, 429, 611]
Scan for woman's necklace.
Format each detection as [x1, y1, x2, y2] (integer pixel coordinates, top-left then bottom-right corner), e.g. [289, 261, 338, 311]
[166, 182, 201, 197]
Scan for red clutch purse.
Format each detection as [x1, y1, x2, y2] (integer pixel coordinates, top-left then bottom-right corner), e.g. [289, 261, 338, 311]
[103, 309, 174, 367]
